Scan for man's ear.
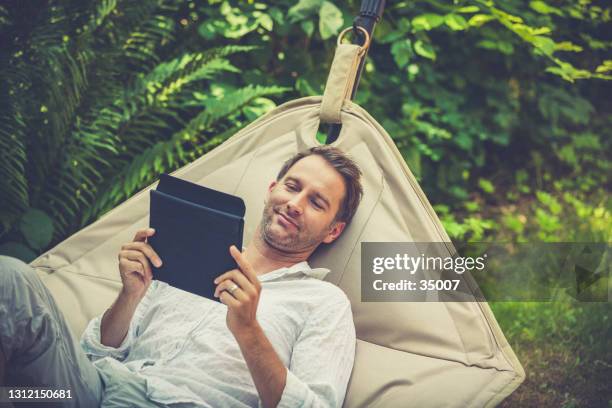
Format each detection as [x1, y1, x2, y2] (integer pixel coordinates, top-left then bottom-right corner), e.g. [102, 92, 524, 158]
[322, 221, 346, 244]
[265, 181, 277, 203]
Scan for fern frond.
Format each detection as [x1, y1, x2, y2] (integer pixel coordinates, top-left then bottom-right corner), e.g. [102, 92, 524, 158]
[199, 85, 289, 128]
[43, 47, 260, 236]
[0, 110, 29, 235]
[83, 84, 288, 224]
[1, 0, 277, 243]
[81, 0, 118, 36]
[121, 2, 180, 72]
[0, 55, 30, 235]
[0, 5, 9, 31]
[14, 4, 93, 191]
[135, 46, 257, 102]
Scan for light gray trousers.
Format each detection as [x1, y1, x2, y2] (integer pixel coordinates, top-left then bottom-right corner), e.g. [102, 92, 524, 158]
[0, 255, 103, 407]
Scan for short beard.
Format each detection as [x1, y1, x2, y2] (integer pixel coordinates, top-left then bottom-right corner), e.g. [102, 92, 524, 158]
[259, 202, 332, 252]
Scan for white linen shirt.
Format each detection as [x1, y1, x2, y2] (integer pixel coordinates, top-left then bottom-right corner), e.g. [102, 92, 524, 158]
[80, 261, 356, 407]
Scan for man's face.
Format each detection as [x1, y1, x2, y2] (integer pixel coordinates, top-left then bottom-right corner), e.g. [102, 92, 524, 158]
[259, 155, 347, 253]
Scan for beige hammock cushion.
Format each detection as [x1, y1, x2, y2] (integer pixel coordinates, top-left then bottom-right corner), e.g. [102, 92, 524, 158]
[31, 96, 524, 407]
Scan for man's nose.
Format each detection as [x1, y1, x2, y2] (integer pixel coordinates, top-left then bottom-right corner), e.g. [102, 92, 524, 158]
[286, 193, 305, 216]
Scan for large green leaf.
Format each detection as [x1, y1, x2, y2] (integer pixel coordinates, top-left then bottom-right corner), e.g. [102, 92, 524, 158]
[532, 36, 556, 56]
[288, 0, 323, 22]
[413, 40, 436, 60]
[19, 209, 54, 250]
[318, 1, 343, 40]
[529, 1, 563, 16]
[391, 40, 413, 68]
[444, 14, 468, 31]
[411, 14, 444, 31]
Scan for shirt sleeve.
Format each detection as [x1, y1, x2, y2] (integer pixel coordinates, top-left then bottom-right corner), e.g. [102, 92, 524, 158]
[277, 292, 356, 408]
[80, 280, 159, 362]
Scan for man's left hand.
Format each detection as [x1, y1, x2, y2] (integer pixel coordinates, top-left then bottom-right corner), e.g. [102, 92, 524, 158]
[214, 246, 262, 336]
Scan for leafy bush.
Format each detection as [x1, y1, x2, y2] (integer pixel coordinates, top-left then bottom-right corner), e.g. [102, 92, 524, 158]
[1, 0, 609, 257]
[1, 3, 609, 405]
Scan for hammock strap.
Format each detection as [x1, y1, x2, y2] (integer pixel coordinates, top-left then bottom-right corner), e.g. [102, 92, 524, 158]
[320, 43, 363, 124]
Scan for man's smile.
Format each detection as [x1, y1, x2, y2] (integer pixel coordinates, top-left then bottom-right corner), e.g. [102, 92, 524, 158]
[275, 210, 299, 230]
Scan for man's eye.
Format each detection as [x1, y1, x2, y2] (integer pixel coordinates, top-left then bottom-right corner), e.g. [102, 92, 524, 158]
[286, 184, 297, 191]
[311, 199, 323, 209]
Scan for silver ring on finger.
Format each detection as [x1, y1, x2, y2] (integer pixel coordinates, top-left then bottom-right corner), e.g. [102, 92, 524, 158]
[228, 283, 239, 295]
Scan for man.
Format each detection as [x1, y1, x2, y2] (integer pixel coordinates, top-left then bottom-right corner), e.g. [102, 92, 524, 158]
[0, 146, 363, 407]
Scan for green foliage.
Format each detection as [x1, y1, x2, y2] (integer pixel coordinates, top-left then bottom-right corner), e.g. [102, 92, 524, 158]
[84, 83, 288, 221]
[318, 2, 343, 40]
[0, 0, 288, 253]
[491, 297, 611, 356]
[434, 204, 497, 241]
[19, 209, 54, 250]
[0, 0, 609, 259]
[0, 208, 54, 262]
[0, 3, 609, 405]
[478, 178, 495, 194]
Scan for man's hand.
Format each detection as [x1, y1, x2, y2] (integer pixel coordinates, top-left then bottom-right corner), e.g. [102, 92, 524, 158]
[214, 245, 262, 336]
[101, 228, 162, 348]
[214, 246, 287, 408]
[118, 228, 163, 300]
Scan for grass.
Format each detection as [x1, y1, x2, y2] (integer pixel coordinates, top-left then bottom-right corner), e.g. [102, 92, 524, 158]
[445, 183, 612, 406]
[492, 300, 612, 407]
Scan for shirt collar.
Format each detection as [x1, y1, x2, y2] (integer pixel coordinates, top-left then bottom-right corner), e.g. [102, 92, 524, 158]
[258, 261, 331, 282]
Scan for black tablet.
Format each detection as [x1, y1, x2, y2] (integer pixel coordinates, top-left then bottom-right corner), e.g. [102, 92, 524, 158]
[148, 174, 245, 300]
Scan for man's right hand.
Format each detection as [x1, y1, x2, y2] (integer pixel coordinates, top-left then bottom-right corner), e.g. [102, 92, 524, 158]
[118, 228, 163, 300]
